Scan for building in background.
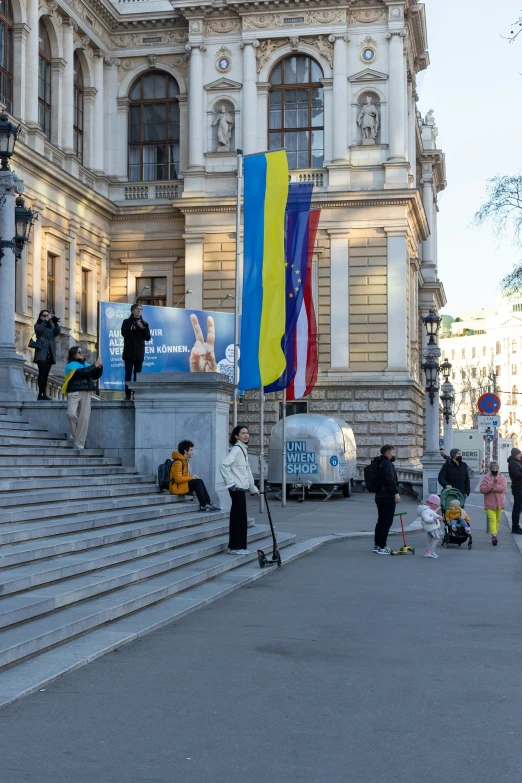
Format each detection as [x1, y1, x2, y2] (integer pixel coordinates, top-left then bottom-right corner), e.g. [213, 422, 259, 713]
[9, 0, 446, 463]
[441, 298, 522, 442]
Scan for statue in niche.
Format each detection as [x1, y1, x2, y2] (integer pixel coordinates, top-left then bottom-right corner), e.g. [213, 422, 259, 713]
[357, 95, 380, 145]
[212, 105, 235, 152]
[424, 109, 435, 125]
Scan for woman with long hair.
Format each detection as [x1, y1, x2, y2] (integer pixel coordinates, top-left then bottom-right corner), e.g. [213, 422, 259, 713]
[220, 425, 259, 554]
[33, 309, 61, 400]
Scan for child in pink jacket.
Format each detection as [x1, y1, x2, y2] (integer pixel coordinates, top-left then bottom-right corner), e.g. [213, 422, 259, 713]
[479, 462, 507, 546]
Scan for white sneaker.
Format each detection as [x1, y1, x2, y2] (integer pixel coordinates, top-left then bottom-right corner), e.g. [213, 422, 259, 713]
[238, 549, 251, 555]
[373, 545, 380, 553]
[228, 549, 240, 555]
[424, 551, 438, 558]
[376, 546, 391, 555]
[74, 443, 84, 450]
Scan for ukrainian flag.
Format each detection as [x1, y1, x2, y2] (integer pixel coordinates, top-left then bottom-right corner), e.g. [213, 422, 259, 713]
[240, 150, 289, 390]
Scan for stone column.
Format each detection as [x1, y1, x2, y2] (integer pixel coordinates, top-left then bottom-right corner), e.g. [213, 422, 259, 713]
[329, 35, 349, 163]
[178, 94, 188, 174]
[131, 373, 234, 511]
[321, 78, 333, 165]
[116, 97, 129, 179]
[183, 233, 204, 310]
[387, 30, 406, 161]
[328, 230, 350, 370]
[68, 222, 78, 338]
[420, 311, 442, 497]
[31, 203, 43, 322]
[407, 79, 416, 186]
[242, 40, 258, 155]
[25, 0, 39, 125]
[82, 87, 96, 170]
[93, 51, 104, 173]
[13, 24, 29, 120]
[256, 82, 269, 153]
[61, 19, 75, 154]
[51, 59, 65, 148]
[186, 44, 206, 169]
[0, 172, 33, 401]
[385, 230, 408, 372]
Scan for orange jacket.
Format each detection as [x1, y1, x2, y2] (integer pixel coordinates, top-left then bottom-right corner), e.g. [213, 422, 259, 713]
[169, 451, 194, 495]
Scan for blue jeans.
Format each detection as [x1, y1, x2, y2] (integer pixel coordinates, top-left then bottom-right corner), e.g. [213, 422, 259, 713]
[512, 487, 522, 529]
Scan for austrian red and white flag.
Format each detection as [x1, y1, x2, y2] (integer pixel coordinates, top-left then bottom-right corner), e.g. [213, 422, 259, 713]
[287, 209, 320, 401]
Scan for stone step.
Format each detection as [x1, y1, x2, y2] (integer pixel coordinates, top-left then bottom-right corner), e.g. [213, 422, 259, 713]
[0, 472, 154, 493]
[0, 413, 26, 423]
[0, 420, 49, 432]
[0, 517, 244, 596]
[0, 523, 274, 629]
[0, 446, 105, 456]
[0, 489, 180, 528]
[0, 507, 227, 566]
[0, 480, 159, 507]
[0, 434, 68, 444]
[0, 529, 295, 669]
[0, 456, 121, 467]
[0, 466, 137, 479]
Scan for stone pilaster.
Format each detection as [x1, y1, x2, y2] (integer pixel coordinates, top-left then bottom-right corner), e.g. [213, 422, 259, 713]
[241, 40, 258, 155]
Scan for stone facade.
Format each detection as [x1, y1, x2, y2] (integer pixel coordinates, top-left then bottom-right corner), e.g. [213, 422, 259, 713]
[7, 0, 446, 463]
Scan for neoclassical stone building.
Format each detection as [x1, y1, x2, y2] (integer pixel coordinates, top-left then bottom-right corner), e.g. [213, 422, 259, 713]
[8, 0, 446, 463]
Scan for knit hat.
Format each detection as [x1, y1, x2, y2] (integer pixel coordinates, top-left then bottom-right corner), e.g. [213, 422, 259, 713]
[511, 448, 521, 458]
[426, 494, 440, 508]
[450, 448, 460, 459]
[490, 461, 499, 469]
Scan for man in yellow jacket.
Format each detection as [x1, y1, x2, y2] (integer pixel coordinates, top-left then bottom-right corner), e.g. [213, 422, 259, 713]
[169, 439, 220, 512]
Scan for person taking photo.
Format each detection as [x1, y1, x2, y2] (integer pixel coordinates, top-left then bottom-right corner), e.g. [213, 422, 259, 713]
[33, 309, 61, 400]
[62, 347, 103, 450]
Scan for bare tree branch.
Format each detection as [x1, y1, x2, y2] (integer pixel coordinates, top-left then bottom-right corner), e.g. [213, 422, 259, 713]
[502, 14, 522, 42]
[474, 174, 522, 291]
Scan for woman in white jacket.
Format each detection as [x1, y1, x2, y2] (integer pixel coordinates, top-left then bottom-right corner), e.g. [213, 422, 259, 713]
[220, 425, 259, 554]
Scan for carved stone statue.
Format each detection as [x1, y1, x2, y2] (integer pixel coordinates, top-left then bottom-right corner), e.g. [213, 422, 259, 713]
[212, 106, 234, 152]
[357, 95, 380, 145]
[424, 109, 435, 125]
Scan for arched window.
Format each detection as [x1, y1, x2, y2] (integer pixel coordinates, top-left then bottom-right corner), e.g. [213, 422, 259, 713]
[496, 341, 501, 355]
[38, 20, 52, 139]
[73, 54, 84, 161]
[128, 71, 180, 182]
[0, 0, 13, 113]
[268, 55, 324, 170]
[513, 339, 518, 354]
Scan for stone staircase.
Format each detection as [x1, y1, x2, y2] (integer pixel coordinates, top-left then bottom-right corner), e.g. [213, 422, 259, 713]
[0, 410, 297, 707]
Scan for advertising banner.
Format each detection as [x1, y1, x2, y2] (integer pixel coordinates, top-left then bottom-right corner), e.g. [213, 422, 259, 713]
[98, 302, 236, 391]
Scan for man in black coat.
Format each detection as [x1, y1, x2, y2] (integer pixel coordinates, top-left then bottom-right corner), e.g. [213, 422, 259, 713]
[373, 444, 401, 555]
[438, 448, 471, 499]
[121, 304, 151, 400]
[507, 448, 522, 534]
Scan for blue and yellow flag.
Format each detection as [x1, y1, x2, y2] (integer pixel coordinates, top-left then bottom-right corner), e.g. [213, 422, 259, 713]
[240, 150, 289, 390]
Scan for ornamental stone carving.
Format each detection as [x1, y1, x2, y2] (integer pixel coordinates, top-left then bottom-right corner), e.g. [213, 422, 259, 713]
[349, 8, 387, 24]
[121, 59, 133, 71]
[204, 17, 241, 35]
[212, 104, 235, 152]
[244, 9, 344, 31]
[302, 35, 334, 67]
[256, 38, 288, 73]
[357, 94, 380, 144]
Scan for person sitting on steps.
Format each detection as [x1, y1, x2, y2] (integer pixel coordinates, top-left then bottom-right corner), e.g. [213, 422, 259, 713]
[169, 439, 220, 512]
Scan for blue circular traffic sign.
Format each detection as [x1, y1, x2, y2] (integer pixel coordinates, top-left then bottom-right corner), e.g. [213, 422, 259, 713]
[330, 456, 339, 467]
[477, 393, 501, 415]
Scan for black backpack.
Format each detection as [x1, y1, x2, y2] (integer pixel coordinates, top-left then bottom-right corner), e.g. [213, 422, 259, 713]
[364, 459, 382, 493]
[158, 459, 173, 491]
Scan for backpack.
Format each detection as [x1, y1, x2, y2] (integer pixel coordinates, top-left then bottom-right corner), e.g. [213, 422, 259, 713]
[363, 459, 382, 493]
[158, 459, 173, 491]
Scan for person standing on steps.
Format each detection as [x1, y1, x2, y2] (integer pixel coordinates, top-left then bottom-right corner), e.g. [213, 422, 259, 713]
[220, 425, 259, 555]
[480, 462, 507, 546]
[437, 448, 471, 500]
[373, 444, 400, 555]
[169, 439, 220, 512]
[62, 347, 103, 450]
[121, 304, 151, 400]
[507, 448, 522, 534]
[33, 309, 61, 400]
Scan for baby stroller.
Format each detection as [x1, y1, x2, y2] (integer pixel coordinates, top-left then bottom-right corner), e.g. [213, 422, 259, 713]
[440, 487, 473, 549]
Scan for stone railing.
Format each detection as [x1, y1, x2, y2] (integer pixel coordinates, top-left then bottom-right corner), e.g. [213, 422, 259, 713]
[289, 169, 328, 189]
[44, 144, 64, 169]
[79, 166, 96, 190]
[112, 181, 183, 202]
[23, 365, 66, 401]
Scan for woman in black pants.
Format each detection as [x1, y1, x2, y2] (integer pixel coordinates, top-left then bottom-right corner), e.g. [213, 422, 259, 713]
[220, 425, 259, 555]
[33, 309, 61, 400]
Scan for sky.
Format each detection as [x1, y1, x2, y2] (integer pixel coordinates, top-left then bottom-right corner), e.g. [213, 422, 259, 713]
[419, 0, 522, 318]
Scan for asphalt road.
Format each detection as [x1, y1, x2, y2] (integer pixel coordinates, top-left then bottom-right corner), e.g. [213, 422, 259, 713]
[1, 518, 522, 783]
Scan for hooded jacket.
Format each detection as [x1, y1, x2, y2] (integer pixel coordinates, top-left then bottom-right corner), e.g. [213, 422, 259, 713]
[437, 458, 470, 496]
[507, 455, 522, 490]
[220, 442, 258, 493]
[479, 472, 507, 510]
[169, 451, 194, 496]
[375, 455, 399, 499]
[417, 503, 443, 534]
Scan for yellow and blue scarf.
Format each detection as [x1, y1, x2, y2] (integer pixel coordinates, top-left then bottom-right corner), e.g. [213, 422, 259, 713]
[61, 361, 91, 397]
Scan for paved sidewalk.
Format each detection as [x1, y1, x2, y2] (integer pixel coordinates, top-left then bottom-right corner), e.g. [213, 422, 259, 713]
[1, 519, 521, 783]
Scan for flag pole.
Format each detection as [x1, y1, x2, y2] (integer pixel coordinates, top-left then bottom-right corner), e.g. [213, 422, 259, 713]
[282, 389, 287, 507]
[259, 386, 265, 513]
[233, 149, 243, 428]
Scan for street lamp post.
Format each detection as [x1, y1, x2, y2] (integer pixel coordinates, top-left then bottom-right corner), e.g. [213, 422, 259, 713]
[420, 308, 443, 497]
[0, 111, 38, 402]
[440, 358, 454, 454]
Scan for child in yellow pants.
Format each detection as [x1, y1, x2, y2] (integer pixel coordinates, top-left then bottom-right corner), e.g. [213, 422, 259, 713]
[480, 462, 507, 546]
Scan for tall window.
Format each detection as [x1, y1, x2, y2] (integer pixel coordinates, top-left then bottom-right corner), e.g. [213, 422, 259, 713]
[513, 385, 518, 405]
[496, 365, 502, 377]
[80, 268, 88, 333]
[38, 20, 52, 139]
[472, 346, 476, 358]
[269, 55, 324, 170]
[461, 348, 465, 359]
[496, 341, 501, 355]
[136, 276, 167, 307]
[0, 0, 13, 113]
[513, 339, 518, 354]
[47, 253, 56, 311]
[73, 53, 84, 161]
[128, 71, 180, 182]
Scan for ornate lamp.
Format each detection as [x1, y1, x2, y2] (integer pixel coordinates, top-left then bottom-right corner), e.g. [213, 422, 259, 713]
[440, 381, 454, 424]
[0, 111, 19, 170]
[440, 358, 452, 382]
[422, 351, 440, 404]
[14, 195, 38, 259]
[422, 308, 442, 345]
